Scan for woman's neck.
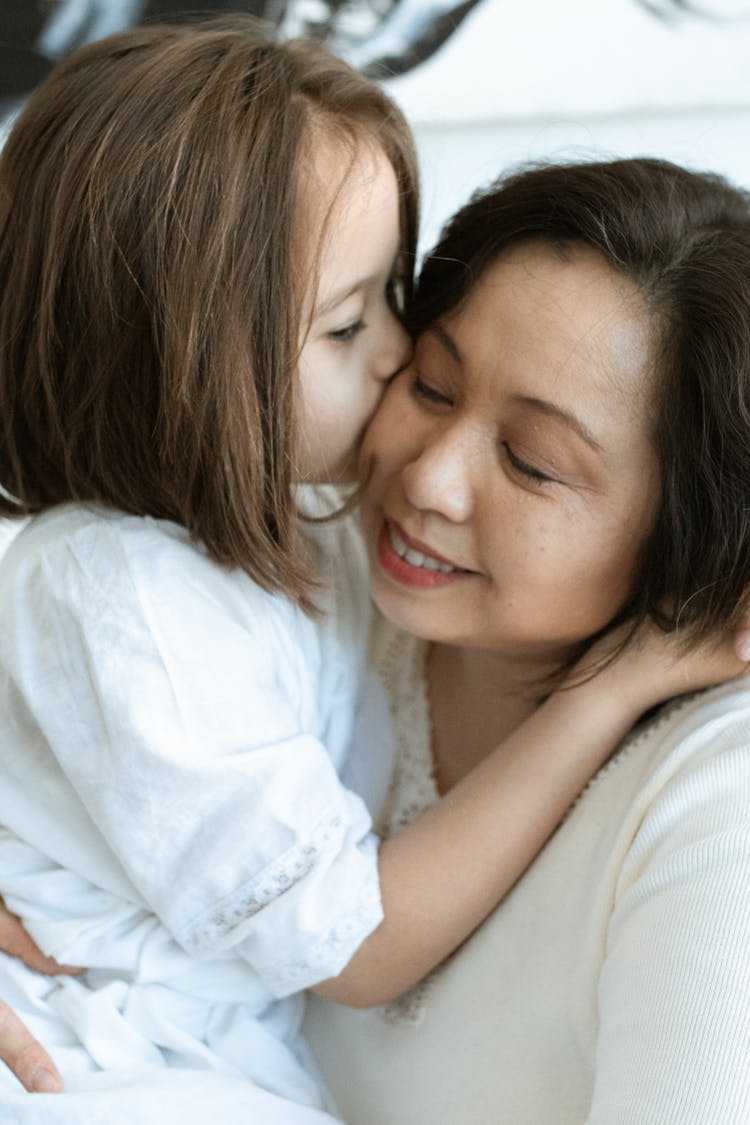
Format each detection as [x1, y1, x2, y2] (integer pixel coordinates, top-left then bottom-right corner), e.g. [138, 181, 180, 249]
[427, 643, 557, 794]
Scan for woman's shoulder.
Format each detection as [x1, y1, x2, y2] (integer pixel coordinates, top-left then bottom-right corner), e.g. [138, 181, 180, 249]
[612, 679, 750, 794]
[617, 678, 750, 841]
[555, 678, 750, 900]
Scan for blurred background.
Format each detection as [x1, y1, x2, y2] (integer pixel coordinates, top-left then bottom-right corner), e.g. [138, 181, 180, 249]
[2, 0, 750, 252]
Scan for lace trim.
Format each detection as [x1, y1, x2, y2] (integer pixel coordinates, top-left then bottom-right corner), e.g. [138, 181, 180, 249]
[184, 808, 346, 954]
[271, 857, 382, 989]
[373, 626, 442, 1026]
[376, 628, 438, 838]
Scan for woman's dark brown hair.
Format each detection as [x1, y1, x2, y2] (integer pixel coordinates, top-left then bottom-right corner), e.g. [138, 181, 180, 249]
[410, 157, 750, 648]
[0, 15, 418, 603]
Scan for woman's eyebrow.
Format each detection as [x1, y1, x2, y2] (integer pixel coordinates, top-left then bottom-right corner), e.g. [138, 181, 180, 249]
[429, 324, 463, 364]
[430, 324, 601, 452]
[511, 395, 604, 453]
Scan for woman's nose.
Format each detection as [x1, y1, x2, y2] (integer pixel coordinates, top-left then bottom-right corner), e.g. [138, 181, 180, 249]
[401, 423, 475, 523]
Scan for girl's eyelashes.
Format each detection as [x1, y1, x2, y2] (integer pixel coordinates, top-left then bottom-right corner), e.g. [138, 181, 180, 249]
[326, 265, 404, 345]
[501, 441, 556, 485]
[327, 318, 366, 344]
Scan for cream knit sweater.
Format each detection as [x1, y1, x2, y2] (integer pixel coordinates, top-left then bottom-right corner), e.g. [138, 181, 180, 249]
[306, 626, 750, 1124]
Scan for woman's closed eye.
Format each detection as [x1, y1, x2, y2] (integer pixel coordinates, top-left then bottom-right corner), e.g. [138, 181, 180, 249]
[410, 372, 454, 407]
[327, 318, 366, 344]
[501, 441, 557, 485]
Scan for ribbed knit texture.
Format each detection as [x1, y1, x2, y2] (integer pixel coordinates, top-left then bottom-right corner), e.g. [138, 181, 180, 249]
[306, 629, 750, 1124]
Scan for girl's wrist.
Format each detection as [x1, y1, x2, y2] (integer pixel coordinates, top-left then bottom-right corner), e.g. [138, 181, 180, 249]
[553, 665, 650, 728]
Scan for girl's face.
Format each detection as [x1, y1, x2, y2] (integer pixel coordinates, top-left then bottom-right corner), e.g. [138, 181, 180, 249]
[360, 240, 661, 672]
[296, 140, 410, 484]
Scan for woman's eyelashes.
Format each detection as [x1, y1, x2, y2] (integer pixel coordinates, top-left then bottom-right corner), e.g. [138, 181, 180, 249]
[410, 372, 453, 407]
[410, 371, 561, 486]
[501, 441, 557, 485]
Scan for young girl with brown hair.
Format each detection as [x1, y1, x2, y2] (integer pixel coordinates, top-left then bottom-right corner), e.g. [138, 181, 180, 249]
[0, 18, 744, 1124]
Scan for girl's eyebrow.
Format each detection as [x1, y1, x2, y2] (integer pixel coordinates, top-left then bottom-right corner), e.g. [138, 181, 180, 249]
[314, 281, 363, 318]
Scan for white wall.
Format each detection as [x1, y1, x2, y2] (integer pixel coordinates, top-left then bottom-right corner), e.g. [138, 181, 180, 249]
[410, 106, 750, 253]
[381, 0, 750, 253]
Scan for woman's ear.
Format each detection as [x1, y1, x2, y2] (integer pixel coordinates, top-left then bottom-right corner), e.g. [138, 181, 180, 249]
[734, 628, 750, 663]
[733, 595, 750, 662]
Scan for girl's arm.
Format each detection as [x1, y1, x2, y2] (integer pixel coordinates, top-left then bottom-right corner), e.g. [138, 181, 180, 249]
[313, 626, 748, 1007]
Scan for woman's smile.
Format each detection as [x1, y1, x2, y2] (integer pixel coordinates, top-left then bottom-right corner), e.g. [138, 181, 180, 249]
[376, 518, 475, 588]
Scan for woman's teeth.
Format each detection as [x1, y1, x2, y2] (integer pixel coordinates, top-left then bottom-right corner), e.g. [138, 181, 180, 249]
[389, 525, 459, 573]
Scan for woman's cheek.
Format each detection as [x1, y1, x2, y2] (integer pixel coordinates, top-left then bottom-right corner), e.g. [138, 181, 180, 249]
[360, 378, 407, 464]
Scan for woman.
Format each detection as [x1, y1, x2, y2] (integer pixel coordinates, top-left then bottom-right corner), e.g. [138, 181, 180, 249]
[2, 156, 750, 1121]
[303, 157, 750, 1124]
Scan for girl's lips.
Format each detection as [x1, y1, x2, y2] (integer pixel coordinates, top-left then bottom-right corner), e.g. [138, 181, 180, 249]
[376, 520, 471, 589]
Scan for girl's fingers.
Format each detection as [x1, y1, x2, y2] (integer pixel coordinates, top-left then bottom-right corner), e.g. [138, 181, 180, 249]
[0, 901, 82, 977]
[0, 999, 62, 1092]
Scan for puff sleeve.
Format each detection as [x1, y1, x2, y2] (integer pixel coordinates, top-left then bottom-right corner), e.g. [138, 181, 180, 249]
[0, 510, 384, 997]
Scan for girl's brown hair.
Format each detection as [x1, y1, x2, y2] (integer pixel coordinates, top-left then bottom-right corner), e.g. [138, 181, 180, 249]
[411, 158, 750, 652]
[0, 16, 418, 602]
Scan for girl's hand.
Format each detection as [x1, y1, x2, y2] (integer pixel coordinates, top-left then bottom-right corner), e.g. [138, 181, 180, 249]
[573, 618, 749, 715]
[0, 899, 81, 978]
[0, 897, 84, 1092]
[0, 998, 62, 1093]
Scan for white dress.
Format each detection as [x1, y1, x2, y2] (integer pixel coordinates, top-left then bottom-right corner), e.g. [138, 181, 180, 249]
[305, 621, 750, 1124]
[0, 502, 394, 1123]
[0, 515, 25, 560]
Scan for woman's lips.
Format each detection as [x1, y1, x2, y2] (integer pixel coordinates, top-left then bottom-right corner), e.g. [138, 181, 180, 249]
[376, 519, 472, 589]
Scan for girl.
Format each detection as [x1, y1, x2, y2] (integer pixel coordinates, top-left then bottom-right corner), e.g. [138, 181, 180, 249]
[0, 19, 743, 1123]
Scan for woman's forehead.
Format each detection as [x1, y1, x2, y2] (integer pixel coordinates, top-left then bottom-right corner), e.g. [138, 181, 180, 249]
[452, 242, 653, 386]
[428, 241, 658, 457]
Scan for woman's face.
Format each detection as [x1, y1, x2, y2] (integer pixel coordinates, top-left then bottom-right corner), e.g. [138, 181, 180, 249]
[360, 240, 661, 670]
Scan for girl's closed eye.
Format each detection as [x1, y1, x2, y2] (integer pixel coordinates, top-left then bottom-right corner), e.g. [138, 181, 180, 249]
[501, 441, 556, 485]
[327, 318, 366, 344]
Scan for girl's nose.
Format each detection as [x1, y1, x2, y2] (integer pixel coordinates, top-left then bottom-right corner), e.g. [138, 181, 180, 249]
[401, 423, 475, 523]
